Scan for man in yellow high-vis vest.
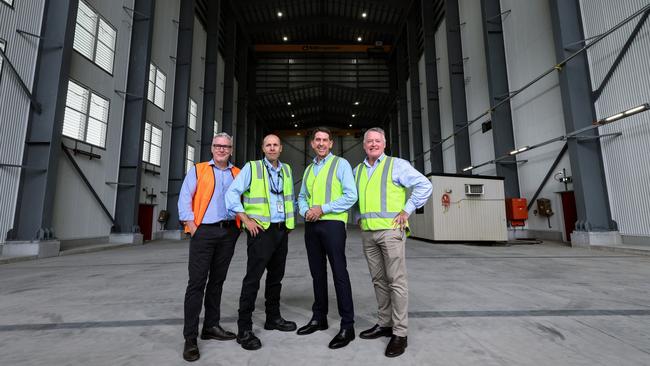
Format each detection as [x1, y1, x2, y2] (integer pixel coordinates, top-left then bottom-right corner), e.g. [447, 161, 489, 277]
[225, 134, 297, 351]
[297, 127, 358, 349]
[354, 127, 432, 358]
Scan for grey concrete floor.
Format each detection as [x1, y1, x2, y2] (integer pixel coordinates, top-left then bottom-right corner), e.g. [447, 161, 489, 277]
[1, 226, 650, 366]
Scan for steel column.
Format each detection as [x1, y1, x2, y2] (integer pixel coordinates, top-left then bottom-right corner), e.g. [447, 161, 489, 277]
[396, 43, 410, 161]
[481, 0, 520, 197]
[246, 52, 257, 162]
[235, 34, 248, 166]
[421, 0, 444, 173]
[200, 0, 221, 161]
[10, 0, 80, 241]
[445, 0, 472, 173]
[165, 0, 195, 230]
[113, 0, 156, 234]
[221, 11, 236, 135]
[406, 9, 424, 172]
[549, 0, 615, 232]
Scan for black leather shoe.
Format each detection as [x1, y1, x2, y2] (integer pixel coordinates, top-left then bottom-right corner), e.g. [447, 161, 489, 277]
[296, 319, 328, 335]
[200, 325, 236, 340]
[237, 330, 262, 351]
[264, 317, 297, 332]
[328, 328, 355, 349]
[359, 324, 392, 339]
[182, 338, 200, 362]
[385, 335, 408, 357]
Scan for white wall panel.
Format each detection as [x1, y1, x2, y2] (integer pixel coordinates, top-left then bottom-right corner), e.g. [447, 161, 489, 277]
[581, 0, 650, 238]
[0, 0, 46, 243]
[418, 55, 432, 174]
[500, 0, 570, 235]
[435, 19, 457, 173]
[459, 0, 495, 176]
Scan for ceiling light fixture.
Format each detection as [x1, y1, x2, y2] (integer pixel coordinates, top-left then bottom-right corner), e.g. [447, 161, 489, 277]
[357, 36, 363, 42]
[287, 101, 291, 106]
[361, 12, 367, 18]
[294, 124, 298, 127]
[351, 114, 356, 118]
[462, 166, 473, 172]
[598, 103, 650, 124]
[277, 11, 283, 18]
[508, 146, 530, 156]
[282, 36, 288, 42]
[291, 114, 295, 118]
[354, 101, 360, 105]
[349, 124, 353, 127]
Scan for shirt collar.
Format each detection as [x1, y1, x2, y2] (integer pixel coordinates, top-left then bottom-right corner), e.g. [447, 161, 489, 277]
[313, 152, 333, 165]
[363, 153, 385, 168]
[208, 159, 234, 170]
[263, 157, 282, 171]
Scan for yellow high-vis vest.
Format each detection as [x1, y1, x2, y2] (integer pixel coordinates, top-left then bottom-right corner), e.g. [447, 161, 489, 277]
[355, 156, 407, 231]
[304, 155, 348, 222]
[242, 160, 295, 229]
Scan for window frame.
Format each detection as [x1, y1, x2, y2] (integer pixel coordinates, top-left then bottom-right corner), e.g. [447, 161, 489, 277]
[142, 122, 163, 167]
[185, 145, 195, 174]
[62, 78, 111, 150]
[1, 0, 14, 8]
[73, 0, 117, 75]
[147, 62, 166, 110]
[188, 98, 197, 131]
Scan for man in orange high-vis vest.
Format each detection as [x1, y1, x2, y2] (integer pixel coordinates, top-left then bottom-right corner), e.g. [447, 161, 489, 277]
[178, 133, 241, 362]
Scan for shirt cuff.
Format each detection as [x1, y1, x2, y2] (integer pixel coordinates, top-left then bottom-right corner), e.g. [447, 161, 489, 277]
[403, 201, 416, 216]
[179, 213, 194, 222]
[300, 208, 308, 217]
[321, 203, 332, 214]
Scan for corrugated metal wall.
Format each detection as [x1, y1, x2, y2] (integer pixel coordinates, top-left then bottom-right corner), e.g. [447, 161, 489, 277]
[0, 1, 46, 243]
[580, 0, 650, 238]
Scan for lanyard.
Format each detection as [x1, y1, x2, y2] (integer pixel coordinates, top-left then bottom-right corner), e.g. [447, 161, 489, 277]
[265, 163, 283, 195]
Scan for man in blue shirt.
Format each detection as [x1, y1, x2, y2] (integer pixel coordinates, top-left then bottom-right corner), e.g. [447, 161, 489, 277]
[296, 127, 358, 349]
[225, 134, 297, 351]
[178, 133, 240, 362]
[353, 127, 432, 358]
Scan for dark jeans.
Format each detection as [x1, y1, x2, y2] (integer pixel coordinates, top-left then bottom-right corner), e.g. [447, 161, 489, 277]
[238, 224, 289, 332]
[183, 224, 239, 339]
[304, 220, 354, 329]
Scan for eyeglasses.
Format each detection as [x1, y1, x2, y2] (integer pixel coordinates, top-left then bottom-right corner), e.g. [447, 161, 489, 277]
[212, 144, 232, 150]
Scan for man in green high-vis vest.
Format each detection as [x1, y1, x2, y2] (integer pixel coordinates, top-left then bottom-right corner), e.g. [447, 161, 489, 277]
[354, 127, 432, 358]
[225, 134, 297, 351]
[297, 127, 358, 349]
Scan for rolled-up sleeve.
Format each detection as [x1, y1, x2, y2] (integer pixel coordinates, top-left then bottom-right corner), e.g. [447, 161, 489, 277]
[393, 159, 433, 215]
[178, 166, 197, 221]
[225, 162, 251, 215]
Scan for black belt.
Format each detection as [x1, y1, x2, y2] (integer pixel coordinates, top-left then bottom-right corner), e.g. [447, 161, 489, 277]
[203, 220, 236, 228]
[269, 222, 287, 230]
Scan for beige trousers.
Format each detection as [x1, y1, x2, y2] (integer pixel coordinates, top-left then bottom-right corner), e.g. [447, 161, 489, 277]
[361, 228, 408, 336]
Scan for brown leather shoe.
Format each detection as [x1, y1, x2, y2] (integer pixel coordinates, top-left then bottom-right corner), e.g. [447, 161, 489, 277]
[385, 335, 407, 357]
[359, 324, 392, 339]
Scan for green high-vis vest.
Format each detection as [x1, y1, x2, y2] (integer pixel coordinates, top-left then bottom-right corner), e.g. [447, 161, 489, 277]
[304, 155, 348, 223]
[355, 156, 407, 231]
[242, 160, 295, 229]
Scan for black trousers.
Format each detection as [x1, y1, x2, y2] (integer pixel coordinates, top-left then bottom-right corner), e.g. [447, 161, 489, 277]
[304, 220, 354, 329]
[237, 224, 289, 331]
[183, 224, 239, 339]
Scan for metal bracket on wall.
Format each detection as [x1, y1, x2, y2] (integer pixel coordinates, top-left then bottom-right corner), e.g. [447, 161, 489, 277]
[122, 6, 151, 21]
[114, 90, 143, 100]
[0, 163, 46, 172]
[0, 46, 42, 113]
[16, 29, 62, 47]
[572, 132, 623, 142]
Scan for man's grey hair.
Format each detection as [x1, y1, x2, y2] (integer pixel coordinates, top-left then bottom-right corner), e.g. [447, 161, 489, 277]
[213, 132, 233, 142]
[363, 127, 386, 143]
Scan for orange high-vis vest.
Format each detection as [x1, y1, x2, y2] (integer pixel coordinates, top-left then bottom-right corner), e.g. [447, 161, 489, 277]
[184, 162, 241, 233]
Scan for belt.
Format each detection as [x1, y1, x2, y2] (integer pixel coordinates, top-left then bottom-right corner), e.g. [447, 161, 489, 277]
[203, 220, 237, 228]
[269, 222, 287, 230]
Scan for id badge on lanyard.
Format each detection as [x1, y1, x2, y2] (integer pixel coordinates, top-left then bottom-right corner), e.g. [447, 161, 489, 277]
[276, 201, 284, 213]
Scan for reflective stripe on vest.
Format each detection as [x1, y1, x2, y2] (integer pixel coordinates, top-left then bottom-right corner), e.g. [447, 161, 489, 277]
[304, 156, 348, 222]
[242, 160, 295, 229]
[185, 162, 241, 233]
[355, 156, 407, 231]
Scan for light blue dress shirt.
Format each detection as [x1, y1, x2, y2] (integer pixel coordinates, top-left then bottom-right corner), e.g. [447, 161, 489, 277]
[178, 160, 237, 223]
[353, 153, 433, 215]
[298, 152, 358, 217]
[225, 158, 290, 223]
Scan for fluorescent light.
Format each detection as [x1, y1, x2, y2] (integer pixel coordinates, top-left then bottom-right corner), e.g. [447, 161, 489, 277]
[357, 36, 362, 42]
[509, 145, 530, 155]
[462, 166, 473, 172]
[349, 124, 353, 127]
[294, 124, 298, 127]
[361, 12, 367, 18]
[604, 113, 624, 122]
[282, 36, 288, 42]
[277, 11, 283, 18]
[351, 114, 356, 118]
[291, 114, 295, 118]
[287, 101, 291, 105]
[354, 101, 360, 105]
[624, 104, 649, 115]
